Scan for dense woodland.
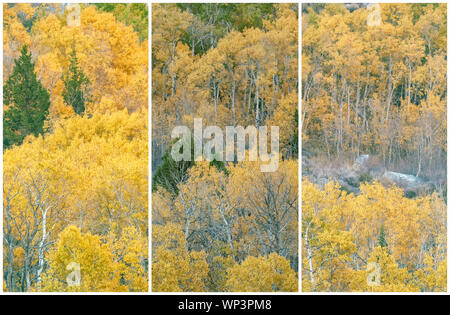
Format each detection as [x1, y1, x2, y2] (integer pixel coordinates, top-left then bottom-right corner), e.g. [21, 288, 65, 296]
[3, 4, 148, 292]
[152, 3, 299, 292]
[4, 2, 445, 294]
[302, 3, 446, 292]
[303, 3, 446, 185]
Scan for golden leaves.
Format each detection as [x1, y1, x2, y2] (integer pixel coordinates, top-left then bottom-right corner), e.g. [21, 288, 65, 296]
[4, 110, 148, 292]
[226, 253, 297, 292]
[302, 179, 446, 292]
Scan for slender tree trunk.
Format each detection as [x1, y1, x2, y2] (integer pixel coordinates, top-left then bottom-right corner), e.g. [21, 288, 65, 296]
[305, 224, 316, 288]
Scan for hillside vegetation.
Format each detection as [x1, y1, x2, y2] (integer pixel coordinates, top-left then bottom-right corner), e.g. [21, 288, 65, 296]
[3, 4, 148, 292]
[152, 4, 299, 292]
[302, 3, 446, 292]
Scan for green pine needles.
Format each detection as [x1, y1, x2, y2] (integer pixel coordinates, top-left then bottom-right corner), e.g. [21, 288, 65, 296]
[62, 47, 90, 115]
[3, 45, 50, 149]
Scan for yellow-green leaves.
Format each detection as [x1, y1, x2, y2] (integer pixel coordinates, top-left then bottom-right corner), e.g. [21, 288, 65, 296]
[226, 253, 297, 292]
[4, 4, 149, 292]
[302, 179, 446, 292]
[4, 110, 148, 292]
[152, 223, 209, 292]
[40, 226, 122, 292]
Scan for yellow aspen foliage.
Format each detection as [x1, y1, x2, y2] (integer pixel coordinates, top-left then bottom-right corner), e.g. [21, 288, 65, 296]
[152, 3, 298, 160]
[4, 110, 148, 292]
[40, 226, 123, 292]
[269, 92, 298, 156]
[225, 253, 297, 292]
[227, 159, 298, 258]
[302, 178, 446, 292]
[302, 4, 446, 292]
[106, 226, 149, 292]
[3, 4, 32, 80]
[414, 255, 447, 292]
[151, 3, 298, 292]
[365, 246, 417, 292]
[4, 4, 148, 292]
[152, 158, 298, 292]
[302, 4, 446, 178]
[32, 5, 148, 117]
[152, 223, 209, 292]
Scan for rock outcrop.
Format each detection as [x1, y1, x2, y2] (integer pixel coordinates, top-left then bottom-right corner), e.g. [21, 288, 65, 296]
[382, 171, 421, 187]
[345, 3, 368, 12]
[302, 151, 434, 198]
[353, 154, 369, 172]
[381, 171, 433, 197]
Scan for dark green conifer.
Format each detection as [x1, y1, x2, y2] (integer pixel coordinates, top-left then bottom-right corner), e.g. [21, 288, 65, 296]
[3, 45, 50, 149]
[62, 47, 90, 115]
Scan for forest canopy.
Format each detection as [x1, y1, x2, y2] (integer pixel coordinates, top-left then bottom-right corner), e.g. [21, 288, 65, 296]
[302, 3, 446, 184]
[152, 3, 299, 292]
[3, 3, 148, 292]
[302, 3, 446, 292]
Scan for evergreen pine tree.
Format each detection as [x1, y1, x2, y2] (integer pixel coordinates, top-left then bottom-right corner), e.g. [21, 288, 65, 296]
[378, 225, 389, 248]
[3, 45, 50, 149]
[62, 47, 90, 115]
[152, 149, 195, 194]
[152, 137, 227, 194]
[289, 109, 299, 158]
